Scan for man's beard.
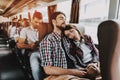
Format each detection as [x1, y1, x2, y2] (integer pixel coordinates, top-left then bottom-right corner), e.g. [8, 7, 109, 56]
[34, 25, 38, 29]
[56, 24, 66, 31]
[56, 25, 65, 31]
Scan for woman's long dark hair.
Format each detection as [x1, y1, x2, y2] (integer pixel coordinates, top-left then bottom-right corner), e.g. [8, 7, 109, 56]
[64, 24, 84, 58]
[63, 24, 83, 42]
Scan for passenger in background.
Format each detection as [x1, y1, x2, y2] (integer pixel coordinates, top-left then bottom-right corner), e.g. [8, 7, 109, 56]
[8, 18, 17, 48]
[63, 24, 100, 79]
[16, 18, 30, 41]
[7, 18, 17, 38]
[17, 11, 43, 80]
[12, 18, 30, 46]
[17, 11, 42, 50]
[39, 11, 89, 80]
[14, 19, 23, 43]
[22, 18, 30, 28]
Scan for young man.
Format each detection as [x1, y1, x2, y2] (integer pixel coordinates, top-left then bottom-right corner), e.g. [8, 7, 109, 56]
[17, 11, 43, 50]
[39, 12, 88, 80]
[7, 18, 17, 38]
[17, 11, 43, 80]
[8, 18, 17, 48]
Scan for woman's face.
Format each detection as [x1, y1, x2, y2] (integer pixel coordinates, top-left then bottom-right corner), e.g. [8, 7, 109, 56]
[64, 29, 81, 41]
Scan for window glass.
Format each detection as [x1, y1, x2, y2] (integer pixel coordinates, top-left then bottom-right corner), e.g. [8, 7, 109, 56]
[80, 0, 109, 44]
[57, 0, 72, 23]
[17, 6, 48, 22]
[35, 6, 48, 22]
[118, 1, 120, 19]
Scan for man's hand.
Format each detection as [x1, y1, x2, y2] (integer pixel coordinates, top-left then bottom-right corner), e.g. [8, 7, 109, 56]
[70, 69, 87, 77]
[30, 42, 36, 49]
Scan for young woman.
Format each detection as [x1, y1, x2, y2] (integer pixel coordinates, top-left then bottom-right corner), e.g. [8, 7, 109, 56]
[63, 24, 100, 79]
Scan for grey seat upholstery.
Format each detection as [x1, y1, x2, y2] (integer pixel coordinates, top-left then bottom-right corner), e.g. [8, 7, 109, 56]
[71, 23, 85, 34]
[97, 20, 120, 80]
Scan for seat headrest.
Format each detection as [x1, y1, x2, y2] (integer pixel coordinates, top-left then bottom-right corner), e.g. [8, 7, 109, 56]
[71, 23, 85, 34]
[97, 20, 120, 80]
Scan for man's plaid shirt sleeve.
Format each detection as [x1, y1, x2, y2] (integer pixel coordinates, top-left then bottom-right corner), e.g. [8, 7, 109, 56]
[39, 39, 53, 66]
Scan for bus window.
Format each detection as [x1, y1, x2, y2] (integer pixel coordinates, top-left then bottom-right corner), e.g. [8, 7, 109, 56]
[118, 1, 120, 19]
[57, 0, 72, 23]
[79, 0, 110, 44]
[34, 6, 48, 22]
[13, 6, 48, 22]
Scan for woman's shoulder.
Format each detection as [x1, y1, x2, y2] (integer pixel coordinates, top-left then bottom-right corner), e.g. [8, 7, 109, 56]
[84, 34, 90, 38]
[83, 34, 92, 43]
[83, 34, 91, 39]
[41, 32, 54, 42]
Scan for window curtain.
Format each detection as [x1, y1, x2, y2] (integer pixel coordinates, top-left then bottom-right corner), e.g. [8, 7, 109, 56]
[70, 0, 80, 23]
[48, 5, 57, 23]
[47, 5, 57, 32]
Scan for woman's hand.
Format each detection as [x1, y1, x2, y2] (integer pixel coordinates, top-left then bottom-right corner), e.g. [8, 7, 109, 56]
[86, 63, 100, 78]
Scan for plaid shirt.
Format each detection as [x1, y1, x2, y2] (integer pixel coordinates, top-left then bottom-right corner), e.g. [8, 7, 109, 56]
[39, 32, 71, 69]
[39, 32, 99, 69]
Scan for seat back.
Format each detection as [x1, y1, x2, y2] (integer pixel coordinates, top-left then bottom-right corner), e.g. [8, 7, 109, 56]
[97, 20, 120, 80]
[38, 22, 53, 41]
[71, 23, 85, 34]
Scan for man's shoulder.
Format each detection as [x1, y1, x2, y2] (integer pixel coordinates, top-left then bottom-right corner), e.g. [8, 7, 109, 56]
[84, 34, 91, 39]
[40, 32, 54, 43]
[44, 33, 54, 40]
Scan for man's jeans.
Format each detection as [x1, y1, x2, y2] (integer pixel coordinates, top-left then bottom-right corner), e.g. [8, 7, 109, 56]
[30, 51, 45, 80]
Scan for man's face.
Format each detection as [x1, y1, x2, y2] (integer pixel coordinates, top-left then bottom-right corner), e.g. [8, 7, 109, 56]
[55, 14, 66, 30]
[32, 17, 42, 29]
[22, 20, 30, 27]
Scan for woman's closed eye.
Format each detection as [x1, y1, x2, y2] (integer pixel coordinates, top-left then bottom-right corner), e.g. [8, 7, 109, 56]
[70, 29, 74, 33]
[66, 33, 70, 37]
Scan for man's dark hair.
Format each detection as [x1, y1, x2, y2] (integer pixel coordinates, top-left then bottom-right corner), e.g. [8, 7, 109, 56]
[50, 11, 66, 28]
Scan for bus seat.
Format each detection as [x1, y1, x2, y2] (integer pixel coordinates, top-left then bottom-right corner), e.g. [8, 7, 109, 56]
[38, 23, 53, 41]
[38, 23, 48, 41]
[97, 20, 120, 80]
[71, 23, 85, 34]
[30, 23, 53, 80]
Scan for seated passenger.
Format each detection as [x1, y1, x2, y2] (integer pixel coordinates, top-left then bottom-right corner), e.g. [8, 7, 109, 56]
[39, 11, 90, 80]
[17, 11, 43, 80]
[22, 18, 30, 28]
[14, 18, 30, 42]
[8, 18, 18, 48]
[17, 11, 43, 50]
[14, 19, 23, 43]
[63, 24, 100, 79]
[7, 18, 17, 38]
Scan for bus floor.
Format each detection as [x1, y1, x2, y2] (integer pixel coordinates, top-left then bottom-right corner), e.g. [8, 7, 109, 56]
[0, 35, 30, 80]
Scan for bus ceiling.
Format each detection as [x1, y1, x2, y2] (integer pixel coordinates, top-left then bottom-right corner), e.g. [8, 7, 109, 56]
[0, 0, 67, 17]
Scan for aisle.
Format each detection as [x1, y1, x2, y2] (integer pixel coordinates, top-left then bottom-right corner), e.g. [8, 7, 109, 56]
[0, 35, 27, 80]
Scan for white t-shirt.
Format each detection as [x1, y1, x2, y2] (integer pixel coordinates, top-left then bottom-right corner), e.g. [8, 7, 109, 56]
[10, 26, 16, 38]
[19, 26, 39, 44]
[8, 25, 12, 31]
[74, 41, 92, 63]
[81, 43, 92, 63]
